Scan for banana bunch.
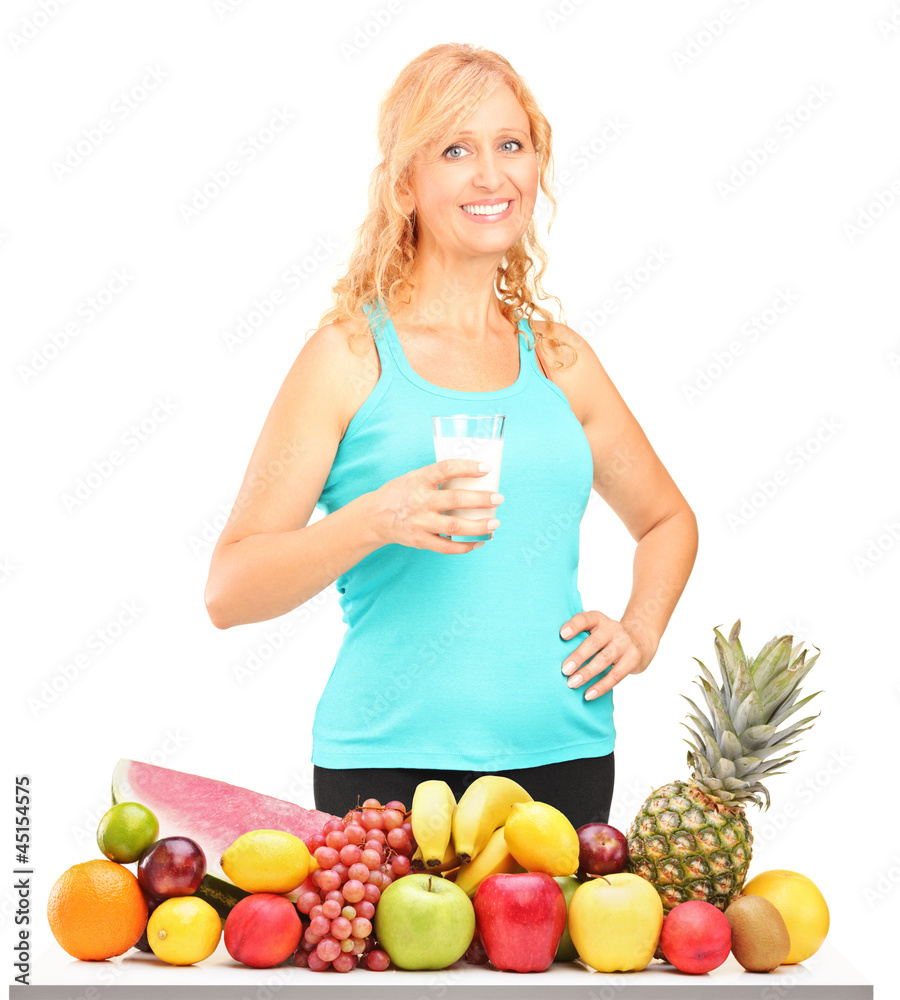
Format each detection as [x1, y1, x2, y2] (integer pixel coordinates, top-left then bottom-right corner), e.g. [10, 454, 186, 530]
[410, 780, 457, 869]
[410, 840, 459, 874]
[452, 775, 532, 863]
[409, 775, 533, 894]
[453, 825, 525, 897]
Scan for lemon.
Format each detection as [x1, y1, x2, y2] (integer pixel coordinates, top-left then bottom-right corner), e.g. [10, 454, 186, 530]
[742, 869, 829, 965]
[147, 896, 221, 966]
[502, 801, 579, 877]
[221, 829, 310, 894]
[96, 802, 159, 864]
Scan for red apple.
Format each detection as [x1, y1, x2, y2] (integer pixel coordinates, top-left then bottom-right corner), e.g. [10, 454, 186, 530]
[576, 822, 628, 879]
[660, 900, 732, 974]
[473, 872, 566, 973]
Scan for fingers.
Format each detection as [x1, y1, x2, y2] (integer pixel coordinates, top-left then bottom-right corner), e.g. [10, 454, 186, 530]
[432, 535, 486, 554]
[432, 478, 502, 543]
[559, 610, 605, 640]
[438, 487, 503, 512]
[559, 614, 640, 699]
[564, 640, 626, 689]
[431, 513, 500, 538]
[383, 462, 502, 553]
[583, 659, 635, 701]
[433, 458, 493, 484]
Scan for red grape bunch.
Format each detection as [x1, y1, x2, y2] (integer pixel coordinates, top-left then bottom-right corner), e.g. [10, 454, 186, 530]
[294, 798, 414, 973]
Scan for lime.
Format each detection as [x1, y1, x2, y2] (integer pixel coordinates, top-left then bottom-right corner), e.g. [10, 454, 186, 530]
[97, 802, 159, 864]
[147, 896, 221, 965]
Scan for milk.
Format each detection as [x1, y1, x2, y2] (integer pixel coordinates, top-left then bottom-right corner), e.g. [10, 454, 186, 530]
[433, 435, 504, 530]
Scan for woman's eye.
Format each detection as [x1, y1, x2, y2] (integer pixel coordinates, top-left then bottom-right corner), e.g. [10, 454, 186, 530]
[443, 139, 524, 160]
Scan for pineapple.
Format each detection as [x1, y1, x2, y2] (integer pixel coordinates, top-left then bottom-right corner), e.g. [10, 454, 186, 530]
[627, 620, 821, 913]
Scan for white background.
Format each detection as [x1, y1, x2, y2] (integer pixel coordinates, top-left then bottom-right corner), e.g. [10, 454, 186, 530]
[4, 0, 898, 992]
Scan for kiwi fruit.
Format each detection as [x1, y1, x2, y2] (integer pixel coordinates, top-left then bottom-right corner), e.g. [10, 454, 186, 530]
[725, 894, 791, 973]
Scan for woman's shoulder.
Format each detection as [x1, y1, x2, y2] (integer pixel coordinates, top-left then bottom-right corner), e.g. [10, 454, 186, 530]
[528, 317, 599, 375]
[304, 314, 381, 438]
[305, 313, 380, 372]
[527, 318, 606, 425]
[309, 312, 372, 348]
[528, 318, 591, 361]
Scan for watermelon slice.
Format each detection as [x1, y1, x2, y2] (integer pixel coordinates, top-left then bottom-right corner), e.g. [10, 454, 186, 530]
[111, 758, 338, 885]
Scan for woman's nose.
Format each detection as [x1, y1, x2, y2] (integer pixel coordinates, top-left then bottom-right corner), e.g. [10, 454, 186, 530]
[472, 152, 503, 189]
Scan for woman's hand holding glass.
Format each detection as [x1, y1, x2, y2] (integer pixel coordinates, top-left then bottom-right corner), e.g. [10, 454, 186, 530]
[370, 459, 503, 552]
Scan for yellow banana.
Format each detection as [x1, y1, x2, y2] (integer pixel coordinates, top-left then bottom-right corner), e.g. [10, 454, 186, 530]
[411, 779, 456, 868]
[451, 775, 533, 863]
[410, 839, 459, 874]
[453, 825, 524, 898]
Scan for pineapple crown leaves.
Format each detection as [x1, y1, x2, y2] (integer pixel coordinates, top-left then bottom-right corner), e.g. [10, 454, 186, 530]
[680, 619, 823, 810]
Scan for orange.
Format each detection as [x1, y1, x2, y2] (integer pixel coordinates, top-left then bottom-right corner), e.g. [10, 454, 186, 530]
[741, 869, 829, 965]
[47, 859, 149, 961]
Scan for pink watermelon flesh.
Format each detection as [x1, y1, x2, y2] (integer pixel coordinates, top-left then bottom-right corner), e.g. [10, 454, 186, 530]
[112, 758, 338, 884]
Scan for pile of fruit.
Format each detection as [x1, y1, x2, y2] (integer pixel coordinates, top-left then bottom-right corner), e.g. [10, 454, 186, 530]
[46, 620, 832, 976]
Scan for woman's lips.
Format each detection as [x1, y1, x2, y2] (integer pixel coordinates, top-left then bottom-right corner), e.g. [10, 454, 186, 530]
[458, 200, 514, 223]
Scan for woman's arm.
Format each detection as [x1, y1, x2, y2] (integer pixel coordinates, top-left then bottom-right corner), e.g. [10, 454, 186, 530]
[206, 493, 384, 629]
[204, 324, 383, 629]
[537, 325, 699, 699]
[204, 321, 496, 628]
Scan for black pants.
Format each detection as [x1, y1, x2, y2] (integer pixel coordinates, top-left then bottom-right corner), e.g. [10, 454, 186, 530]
[313, 752, 614, 831]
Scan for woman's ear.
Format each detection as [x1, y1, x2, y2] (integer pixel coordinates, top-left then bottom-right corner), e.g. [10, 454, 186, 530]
[397, 178, 415, 217]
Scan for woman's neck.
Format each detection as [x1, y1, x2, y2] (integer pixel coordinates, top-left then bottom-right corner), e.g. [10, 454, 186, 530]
[393, 252, 511, 343]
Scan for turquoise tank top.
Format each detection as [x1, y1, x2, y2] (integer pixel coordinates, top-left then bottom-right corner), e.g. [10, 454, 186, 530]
[311, 299, 615, 770]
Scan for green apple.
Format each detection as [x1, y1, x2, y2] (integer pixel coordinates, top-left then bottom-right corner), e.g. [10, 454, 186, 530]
[374, 873, 475, 970]
[553, 875, 581, 962]
[568, 872, 663, 972]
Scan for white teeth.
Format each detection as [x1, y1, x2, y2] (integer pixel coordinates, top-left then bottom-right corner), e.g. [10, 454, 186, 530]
[462, 201, 510, 216]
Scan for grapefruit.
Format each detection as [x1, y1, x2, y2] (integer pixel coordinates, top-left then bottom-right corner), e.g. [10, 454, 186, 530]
[741, 869, 829, 965]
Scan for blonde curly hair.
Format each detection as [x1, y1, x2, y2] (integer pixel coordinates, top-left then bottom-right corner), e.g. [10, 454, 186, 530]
[314, 42, 575, 367]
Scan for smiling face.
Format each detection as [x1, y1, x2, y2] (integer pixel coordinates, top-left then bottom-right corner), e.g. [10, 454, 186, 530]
[401, 84, 539, 260]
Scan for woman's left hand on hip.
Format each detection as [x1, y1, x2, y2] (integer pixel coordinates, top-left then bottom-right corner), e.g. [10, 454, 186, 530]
[558, 611, 656, 701]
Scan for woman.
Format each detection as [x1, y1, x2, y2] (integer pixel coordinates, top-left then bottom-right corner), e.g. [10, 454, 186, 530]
[204, 43, 698, 829]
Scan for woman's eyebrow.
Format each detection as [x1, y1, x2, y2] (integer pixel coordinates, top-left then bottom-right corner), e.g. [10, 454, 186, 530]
[454, 127, 529, 136]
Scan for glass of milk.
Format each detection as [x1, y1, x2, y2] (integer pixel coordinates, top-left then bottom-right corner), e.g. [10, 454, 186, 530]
[432, 414, 505, 541]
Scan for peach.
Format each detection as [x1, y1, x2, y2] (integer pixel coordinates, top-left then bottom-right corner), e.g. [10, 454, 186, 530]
[659, 900, 731, 974]
[224, 893, 302, 968]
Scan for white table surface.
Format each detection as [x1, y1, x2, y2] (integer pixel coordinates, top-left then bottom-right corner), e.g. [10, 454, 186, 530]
[18, 938, 873, 999]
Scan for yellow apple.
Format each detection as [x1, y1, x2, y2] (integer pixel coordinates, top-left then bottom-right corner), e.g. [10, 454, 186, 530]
[568, 872, 663, 972]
